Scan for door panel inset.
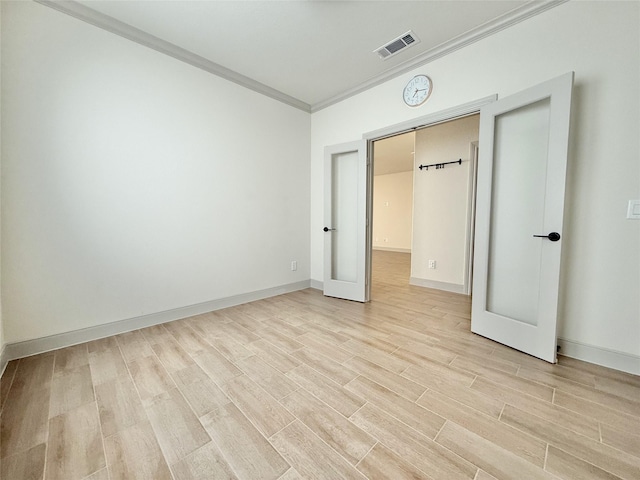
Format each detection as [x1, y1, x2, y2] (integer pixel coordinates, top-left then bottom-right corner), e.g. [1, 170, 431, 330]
[486, 98, 550, 325]
[330, 151, 358, 282]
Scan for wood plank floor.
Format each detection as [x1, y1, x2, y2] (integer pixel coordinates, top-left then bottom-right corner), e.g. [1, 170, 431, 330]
[1, 250, 639, 479]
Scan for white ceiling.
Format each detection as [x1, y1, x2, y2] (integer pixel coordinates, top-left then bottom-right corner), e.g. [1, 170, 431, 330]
[37, 0, 562, 112]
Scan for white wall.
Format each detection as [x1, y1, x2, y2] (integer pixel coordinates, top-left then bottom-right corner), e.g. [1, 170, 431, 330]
[1, 2, 310, 344]
[0, 2, 3, 358]
[411, 115, 479, 287]
[311, 1, 640, 360]
[372, 171, 413, 251]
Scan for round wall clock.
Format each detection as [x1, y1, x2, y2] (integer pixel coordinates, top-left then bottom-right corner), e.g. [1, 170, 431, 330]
[403, 74, 433, 107]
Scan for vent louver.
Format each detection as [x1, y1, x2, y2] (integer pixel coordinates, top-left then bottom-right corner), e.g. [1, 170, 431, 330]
[374, 30, 420, 60]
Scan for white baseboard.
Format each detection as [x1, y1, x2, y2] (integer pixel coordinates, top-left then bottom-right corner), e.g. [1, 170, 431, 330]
[372, 247, 411, 253]
[557, 338, 640, 376]
[0, 344, 8, 380]
[409, 277, 466, 294]
[3, 280, 311, 362]
[6, 280, 637, 378]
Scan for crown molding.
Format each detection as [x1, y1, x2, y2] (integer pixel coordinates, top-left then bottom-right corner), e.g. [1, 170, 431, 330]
[34, 0, 312, 113]
[35, 0, 566, 115]
[310, 0, 569, 112]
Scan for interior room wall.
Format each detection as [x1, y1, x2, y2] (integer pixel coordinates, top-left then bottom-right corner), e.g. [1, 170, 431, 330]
[410, 115, 479, 290]
[372, 171, 413, 252]
[1, 2, 311, 345]
[310, 1, 640, 368]
[0, 2, 3, 361]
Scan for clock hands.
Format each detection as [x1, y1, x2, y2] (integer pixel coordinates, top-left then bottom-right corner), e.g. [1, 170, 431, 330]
[412, 88, 427, 97]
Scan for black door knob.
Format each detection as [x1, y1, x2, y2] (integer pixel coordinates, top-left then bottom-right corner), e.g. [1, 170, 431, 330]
[323, 227, 336, 232]
[533, 232, 561, 242]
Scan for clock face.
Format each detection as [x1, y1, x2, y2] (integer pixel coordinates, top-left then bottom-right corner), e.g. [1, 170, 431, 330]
[403, 75, 432, 107]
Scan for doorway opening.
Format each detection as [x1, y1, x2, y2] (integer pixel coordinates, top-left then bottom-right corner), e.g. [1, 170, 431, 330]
[323, 96, 495, 303]
[371, 131, 415, 299]
[369, 114, 480, 303]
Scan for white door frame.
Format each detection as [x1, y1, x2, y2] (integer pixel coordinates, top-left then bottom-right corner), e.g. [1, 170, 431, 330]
[464, 141, 480, 295]
[362, 95, 496, 297]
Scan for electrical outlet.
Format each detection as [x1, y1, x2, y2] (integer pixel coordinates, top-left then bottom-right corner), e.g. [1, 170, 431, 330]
[291, 261, 297, 271]
[428, 260, 436, 269]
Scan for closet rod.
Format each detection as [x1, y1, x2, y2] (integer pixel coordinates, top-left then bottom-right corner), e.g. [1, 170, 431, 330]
[418, 158, 462, 171]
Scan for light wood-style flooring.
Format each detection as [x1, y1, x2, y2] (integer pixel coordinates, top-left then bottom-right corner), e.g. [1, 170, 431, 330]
[1, 250, 639, 479]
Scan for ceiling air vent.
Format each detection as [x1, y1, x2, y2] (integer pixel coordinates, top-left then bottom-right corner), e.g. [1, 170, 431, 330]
[374, 31, 420, 60]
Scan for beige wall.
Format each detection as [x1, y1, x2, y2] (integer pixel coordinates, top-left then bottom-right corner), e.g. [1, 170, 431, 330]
[372, 171, 413, 252]
[411, 115, 479, 288]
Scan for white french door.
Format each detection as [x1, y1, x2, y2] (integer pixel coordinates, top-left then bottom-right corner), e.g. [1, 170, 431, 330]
[323, 140, 368, 302]
[471, 72, 574, 363]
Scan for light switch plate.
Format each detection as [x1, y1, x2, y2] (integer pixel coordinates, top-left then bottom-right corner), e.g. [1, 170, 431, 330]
[627, 200, 640, 219]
